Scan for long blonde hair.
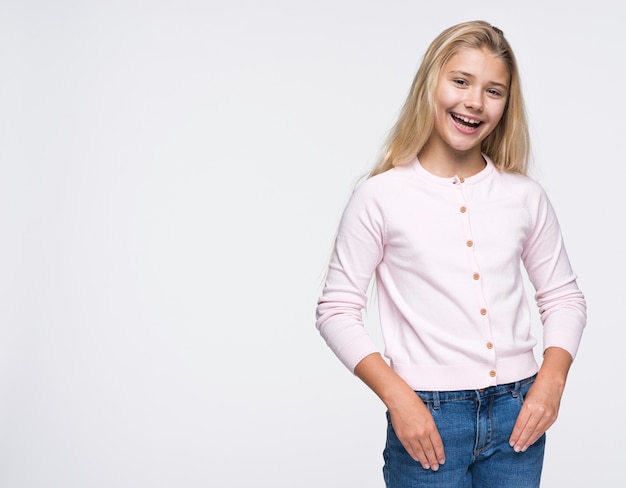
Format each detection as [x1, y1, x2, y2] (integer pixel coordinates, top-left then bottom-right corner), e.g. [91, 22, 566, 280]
[370, 20, 530, 177]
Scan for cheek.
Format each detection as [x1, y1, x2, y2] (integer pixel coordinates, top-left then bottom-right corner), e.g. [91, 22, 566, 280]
[489, 103, 507, 127]
[433, 89, 456, 126]
[435, 86, 456, 110]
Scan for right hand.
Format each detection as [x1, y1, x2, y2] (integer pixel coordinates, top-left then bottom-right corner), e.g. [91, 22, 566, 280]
[352, 353, 445, 470]
[388, 391, 445, 471]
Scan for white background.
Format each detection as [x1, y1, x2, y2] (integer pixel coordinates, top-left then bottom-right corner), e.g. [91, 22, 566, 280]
[0, 1, 622, 486]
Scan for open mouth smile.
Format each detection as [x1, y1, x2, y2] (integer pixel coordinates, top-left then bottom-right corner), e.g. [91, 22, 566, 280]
[451, 113, 483, 131]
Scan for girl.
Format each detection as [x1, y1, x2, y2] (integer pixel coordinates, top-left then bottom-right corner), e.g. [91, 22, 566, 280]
[315, 20, 586, 488]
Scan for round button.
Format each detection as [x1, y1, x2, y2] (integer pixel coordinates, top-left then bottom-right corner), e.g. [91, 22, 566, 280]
[459, 177, 465, 183]
[466, 240, 473, 247]
[473, 273, 480, 280]
[480, 308, 487, 315]
[460, 206, 467, 213]
[489, 370, 496, 377]
[486, 342, 494, 349]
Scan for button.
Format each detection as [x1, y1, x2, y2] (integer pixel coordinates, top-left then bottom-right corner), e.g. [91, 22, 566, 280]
[459, 177, 465, 183]
[480, 308, 487, 315]
[489, 370, 496, 377]
[473, 273, 480, 280]
[486, 342, 494, 349]
[466, 240, 473, 247]
[460, 206, 467, 213]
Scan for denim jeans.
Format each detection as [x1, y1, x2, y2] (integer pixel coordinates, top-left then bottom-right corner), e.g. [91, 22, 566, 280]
[383, 375, 545, 488]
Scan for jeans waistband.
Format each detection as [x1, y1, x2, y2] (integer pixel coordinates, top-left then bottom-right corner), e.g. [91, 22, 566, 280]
[415, 374, 537, 407]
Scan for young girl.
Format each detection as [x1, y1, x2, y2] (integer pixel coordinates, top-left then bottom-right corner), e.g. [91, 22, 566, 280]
[315, 20, 586, 487]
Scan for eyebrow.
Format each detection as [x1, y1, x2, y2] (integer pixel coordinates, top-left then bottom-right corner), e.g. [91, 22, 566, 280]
[448, 70, 509, 90]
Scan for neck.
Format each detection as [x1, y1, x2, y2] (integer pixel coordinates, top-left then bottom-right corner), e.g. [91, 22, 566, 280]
[417, 145, 486, 179]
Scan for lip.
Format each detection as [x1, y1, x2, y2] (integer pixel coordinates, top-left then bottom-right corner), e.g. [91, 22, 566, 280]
[450, 112, 483, 134]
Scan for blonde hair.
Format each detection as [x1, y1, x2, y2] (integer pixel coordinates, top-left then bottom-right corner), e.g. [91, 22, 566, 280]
[370, 20, 530, 177]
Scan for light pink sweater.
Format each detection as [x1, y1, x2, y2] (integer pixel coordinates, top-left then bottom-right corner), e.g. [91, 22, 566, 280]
[316, 156, 586, 391]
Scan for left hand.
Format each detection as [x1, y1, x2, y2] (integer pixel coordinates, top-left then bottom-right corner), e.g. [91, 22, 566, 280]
[509, 347, 572, 452]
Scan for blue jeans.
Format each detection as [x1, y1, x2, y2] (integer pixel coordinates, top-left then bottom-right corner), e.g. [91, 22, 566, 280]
[383, 375, 545, 488]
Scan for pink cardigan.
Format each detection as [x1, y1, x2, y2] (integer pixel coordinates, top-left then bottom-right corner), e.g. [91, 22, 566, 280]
[315, 157, 586, 391]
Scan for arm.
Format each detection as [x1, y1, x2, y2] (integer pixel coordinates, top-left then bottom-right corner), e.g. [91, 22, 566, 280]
[510, 184, 586, 450]
[354, 352, 445, 471]
[315, 182, 384, 371]
[509, 346, 572, 452]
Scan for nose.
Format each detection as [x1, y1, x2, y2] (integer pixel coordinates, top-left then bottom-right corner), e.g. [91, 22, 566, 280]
[464, 89, 484, 111]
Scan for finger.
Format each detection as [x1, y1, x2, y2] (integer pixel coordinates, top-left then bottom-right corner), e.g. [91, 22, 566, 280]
[509, 410, 530, 448]
[430, 432, 446, 466]
[510, 410, 537, 452]
[514, 403, 559, 452]
[520, 414, 556, 451]
[512, 411, 549, 452]
[415, 437, 445, 471]
[420, 440, 440, 471]
[403, 440, 431, 470]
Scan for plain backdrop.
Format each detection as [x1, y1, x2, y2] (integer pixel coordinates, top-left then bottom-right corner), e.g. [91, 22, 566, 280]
[0, 1, 622, 487]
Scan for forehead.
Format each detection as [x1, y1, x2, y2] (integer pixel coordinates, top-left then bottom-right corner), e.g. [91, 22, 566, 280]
[441, 48, 510, 83]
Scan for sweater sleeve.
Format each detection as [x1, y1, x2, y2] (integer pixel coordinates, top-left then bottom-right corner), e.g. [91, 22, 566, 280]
[315, 181, 385, 372]
[521, 184, 587, 359]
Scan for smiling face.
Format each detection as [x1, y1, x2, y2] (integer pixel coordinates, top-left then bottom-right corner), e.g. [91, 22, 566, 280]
[424, 47, 510, 165]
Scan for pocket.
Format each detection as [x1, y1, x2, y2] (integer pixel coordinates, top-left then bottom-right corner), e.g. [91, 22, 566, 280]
[517, 375, 536, 405]
[415, 392, 437, 414]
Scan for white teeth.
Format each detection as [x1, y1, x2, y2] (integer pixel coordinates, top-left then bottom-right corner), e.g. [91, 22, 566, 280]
[454, 114, 480, 125]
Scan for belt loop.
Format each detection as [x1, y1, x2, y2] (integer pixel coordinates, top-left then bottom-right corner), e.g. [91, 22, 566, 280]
[433, 391, 440, 410]
[512, 380, 522, 398]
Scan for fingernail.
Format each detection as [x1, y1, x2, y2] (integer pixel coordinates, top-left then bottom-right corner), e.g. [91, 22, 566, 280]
[422, 464, 430, 470]
[514, 446, 521, 453]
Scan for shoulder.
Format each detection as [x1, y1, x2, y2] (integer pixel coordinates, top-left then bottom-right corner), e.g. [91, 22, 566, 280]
[494, 169, 548, 200]
[350, 164, 416, 203]
[340, 165, 418, 227]
[492, 170, 558, 227]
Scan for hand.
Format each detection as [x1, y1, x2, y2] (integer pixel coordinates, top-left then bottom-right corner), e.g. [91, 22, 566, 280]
[388, 392, 445, 471]
[509, 376, 562, 452]
[353, 353, 445, 471]
[509, 348, 571, 452]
